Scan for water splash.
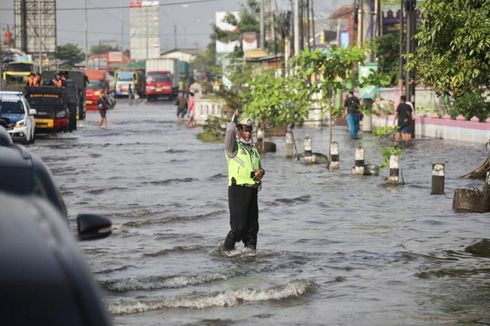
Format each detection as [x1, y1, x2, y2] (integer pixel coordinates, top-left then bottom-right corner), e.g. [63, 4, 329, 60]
[108, 279, 316, 314]
[101, 272, 230, 292]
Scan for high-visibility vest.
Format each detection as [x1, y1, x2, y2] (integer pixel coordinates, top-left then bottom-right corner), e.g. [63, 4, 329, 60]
[226, 142, 261, 186]
[27, 77, 36, 86]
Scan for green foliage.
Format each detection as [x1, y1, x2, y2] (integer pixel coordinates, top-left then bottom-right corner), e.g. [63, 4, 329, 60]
[373, 126, 397, 139]
[56, 43, 85, 67]
[90, 43, 120, 56]
[407, 0, 490, 97]
[291, 46, 366, 96]
[450, 92, 490, 122]
[380, 144, 405, 169]
[238, 68, 312, 128]
[371, 34, 400, 86]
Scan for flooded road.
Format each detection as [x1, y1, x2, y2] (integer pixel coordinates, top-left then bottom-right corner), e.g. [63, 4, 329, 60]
[30, 99, 490, 325]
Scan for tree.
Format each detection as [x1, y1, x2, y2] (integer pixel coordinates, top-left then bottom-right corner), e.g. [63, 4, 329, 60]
[372, 34, 400, 86]
[90, 43, 121, 56]
[406, 0, 490, 97]
[239, 68, 311, 152]
[291, 46, 366, 161]
[56, 43, 85, 67]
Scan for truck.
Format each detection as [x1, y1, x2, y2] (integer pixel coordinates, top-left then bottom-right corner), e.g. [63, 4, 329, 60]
[41, 70, 88, 130]
[145, 58, 179, 101]
[114, 70, 145, 98]
[85, 70, 114, 111]
[25, 86, 70, 133]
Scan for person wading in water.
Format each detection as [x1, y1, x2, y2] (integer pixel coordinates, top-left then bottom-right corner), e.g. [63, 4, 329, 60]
[223, 109, 265, 251]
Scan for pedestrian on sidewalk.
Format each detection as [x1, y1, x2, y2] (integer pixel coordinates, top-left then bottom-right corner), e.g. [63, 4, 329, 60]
[223, 109, 265, 251]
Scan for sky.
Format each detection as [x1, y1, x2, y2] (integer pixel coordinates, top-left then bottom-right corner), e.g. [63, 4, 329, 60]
[0, 0, 348, 53]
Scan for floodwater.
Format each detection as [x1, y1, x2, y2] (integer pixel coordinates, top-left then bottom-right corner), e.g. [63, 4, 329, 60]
[30, 100, 490, 325]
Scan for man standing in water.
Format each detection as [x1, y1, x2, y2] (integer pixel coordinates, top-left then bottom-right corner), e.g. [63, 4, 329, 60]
[224, 109, 265, 251]
[344, 90, 361, 138]
[394, 95, 413, 145]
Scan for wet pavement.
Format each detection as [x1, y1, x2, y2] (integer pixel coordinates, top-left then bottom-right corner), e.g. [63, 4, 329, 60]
[29, 99, 490, 325]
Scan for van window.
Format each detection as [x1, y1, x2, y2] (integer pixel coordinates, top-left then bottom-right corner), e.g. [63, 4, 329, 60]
[117, 72, 134, 81]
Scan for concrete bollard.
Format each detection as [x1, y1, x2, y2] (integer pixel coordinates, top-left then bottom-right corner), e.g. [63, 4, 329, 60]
[329, 142, 339, 171]
[352, 146, 365, 175]
[388, 155, 399, 185]
[285, 131, 294, 158]
[431, 163, 445, 195]
[304, 136, 313, 164]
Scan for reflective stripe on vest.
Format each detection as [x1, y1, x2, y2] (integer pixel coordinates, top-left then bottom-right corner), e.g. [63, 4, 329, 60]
[226, 142, 261, 186]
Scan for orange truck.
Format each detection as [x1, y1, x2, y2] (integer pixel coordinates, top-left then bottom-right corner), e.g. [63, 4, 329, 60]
[85, 70, 110, 110]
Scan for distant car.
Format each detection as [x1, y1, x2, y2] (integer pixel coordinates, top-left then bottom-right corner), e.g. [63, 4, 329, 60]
[0, 193, 112, 326]
[0, 90, 36, 144]
[0, 143, 111, 241]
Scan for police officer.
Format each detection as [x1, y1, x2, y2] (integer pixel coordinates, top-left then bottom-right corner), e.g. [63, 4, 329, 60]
[53, 72, 64, 87]
[26, 73, 37, 87]
[223, 109, 265, 251]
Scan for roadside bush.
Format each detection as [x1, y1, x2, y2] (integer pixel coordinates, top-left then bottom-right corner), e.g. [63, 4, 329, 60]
[450, 92, 490, 122]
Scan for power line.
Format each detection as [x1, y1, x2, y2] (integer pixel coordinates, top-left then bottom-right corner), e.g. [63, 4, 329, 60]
[0, 0, 228, 12]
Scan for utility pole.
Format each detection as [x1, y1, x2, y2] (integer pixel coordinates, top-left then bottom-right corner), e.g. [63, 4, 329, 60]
[399, 0, 404, 95]
[311, 0, 316, 48]
[405, 0, 417, 138]
[120, 0, 124, 51]
[174, 25, 177, 50]
[146, 6, 149, 60]
[357, 0, 364, 45]
[38, 0, 42, 72]
[293, 0, 300, 56]
[405, 0, 416, 104]
[306, 0, 310, 49]
[260, 0, 265, 49]
[85, 0, 88, 66]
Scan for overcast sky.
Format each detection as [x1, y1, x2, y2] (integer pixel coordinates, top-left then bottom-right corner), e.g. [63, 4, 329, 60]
[0, 0, 347, 53]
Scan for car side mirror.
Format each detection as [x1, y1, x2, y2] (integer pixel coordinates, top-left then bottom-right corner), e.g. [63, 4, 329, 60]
[77, 214, 112, 241]
[29, 109, 37, 115]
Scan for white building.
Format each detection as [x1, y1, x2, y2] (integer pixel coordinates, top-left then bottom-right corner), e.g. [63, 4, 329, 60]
[129, 0, 160, 60]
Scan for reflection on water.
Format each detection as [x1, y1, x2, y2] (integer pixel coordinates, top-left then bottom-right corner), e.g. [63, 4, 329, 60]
[31, 100, 490, 325]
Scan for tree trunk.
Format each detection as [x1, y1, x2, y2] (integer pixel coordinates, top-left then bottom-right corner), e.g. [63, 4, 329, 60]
[462, 156, 490, 180]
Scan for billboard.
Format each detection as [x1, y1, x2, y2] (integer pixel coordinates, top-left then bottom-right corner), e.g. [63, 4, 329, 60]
[14, 0, 57, 55]
[129, 0, 160, 60]
[215, 11, 240, 55]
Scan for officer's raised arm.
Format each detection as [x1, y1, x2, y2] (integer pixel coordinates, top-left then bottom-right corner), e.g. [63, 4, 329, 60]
[225, 109, 241, 158]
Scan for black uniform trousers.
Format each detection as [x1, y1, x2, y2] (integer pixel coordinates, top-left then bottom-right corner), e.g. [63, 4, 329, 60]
[224, 185, 259, 250]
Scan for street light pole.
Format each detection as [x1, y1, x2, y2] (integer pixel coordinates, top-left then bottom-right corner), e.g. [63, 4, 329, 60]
[293, 0, 300, 55]
[85, 0, 88, 66]
[38, 0, 42, 72]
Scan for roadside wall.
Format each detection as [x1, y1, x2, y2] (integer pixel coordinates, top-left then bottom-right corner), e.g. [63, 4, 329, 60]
[194, 99, 225, 125]
[372, 114, 490, 144]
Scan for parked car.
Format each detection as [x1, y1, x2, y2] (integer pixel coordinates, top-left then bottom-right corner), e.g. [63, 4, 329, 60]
[0, 142, 111, 240]
[0, 90, 36, 144]
[0, 193, 112, 326]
